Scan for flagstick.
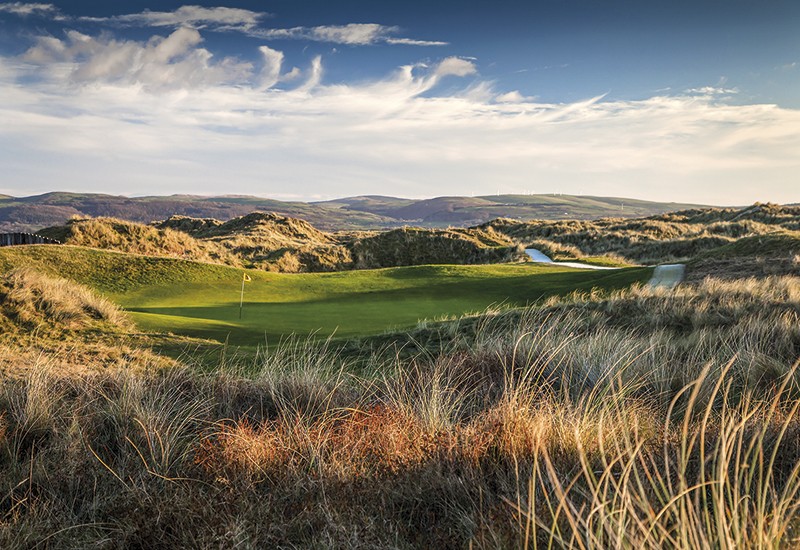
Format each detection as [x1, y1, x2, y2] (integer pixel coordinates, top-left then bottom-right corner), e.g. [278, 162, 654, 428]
[239, 276, 245, 320]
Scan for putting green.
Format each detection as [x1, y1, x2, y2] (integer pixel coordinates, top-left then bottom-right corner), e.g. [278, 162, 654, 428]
[0, 245, 652, 345]
[120, 264, 653, 344]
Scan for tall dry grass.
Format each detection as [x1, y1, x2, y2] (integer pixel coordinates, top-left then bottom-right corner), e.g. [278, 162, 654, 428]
[39, 217, 239, 266]
[486, 204, 799, 264]
[515, 362, 800, 549]
[0, 276, 798, 547]
[0, 268, 131, 332]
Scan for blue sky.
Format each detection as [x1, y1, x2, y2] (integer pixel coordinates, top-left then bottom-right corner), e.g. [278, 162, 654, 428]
[0, 1, 798, 204]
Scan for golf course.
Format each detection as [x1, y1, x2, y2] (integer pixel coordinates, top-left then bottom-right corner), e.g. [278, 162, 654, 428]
[0, 244, 651, 344]
[1, 204, 797, 549]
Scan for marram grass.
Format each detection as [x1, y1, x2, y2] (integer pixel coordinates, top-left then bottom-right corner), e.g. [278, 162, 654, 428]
[0, 275, 798, 548]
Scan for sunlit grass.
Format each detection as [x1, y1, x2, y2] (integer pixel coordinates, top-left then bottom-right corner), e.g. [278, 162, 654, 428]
[0, 244, 651, 344]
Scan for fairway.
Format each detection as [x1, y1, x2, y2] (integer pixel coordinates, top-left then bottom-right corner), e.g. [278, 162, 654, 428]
[0, 245, 652, 345]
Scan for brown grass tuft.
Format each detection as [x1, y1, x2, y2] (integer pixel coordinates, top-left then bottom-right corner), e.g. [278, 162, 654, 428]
[0, 268, 131, 333]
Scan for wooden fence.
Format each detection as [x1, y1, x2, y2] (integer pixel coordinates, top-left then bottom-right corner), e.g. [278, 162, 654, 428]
[0, 233, 61, 247]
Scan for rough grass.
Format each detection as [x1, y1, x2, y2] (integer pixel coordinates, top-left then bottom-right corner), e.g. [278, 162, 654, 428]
[0, 268, 130, 335]
[0, 276, 798, 548]
[349, 275, 800, 380]
[350, 226, 525, 269]
[486, 203, 799, 265]
[31, 204, 800, 276]
[38, 217, 239, 267]
[0, 268, 207, 376]
[177, 212, 354, 272]
[686, 232, 800, 282]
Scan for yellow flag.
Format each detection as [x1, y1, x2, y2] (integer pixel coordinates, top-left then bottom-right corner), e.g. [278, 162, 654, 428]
[243, 273, 252, 282]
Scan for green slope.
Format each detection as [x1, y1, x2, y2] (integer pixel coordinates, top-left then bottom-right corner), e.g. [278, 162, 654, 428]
[0, 245, 652, 345]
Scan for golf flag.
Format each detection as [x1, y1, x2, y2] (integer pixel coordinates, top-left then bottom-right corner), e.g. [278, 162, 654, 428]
[239, 272, 252, 319]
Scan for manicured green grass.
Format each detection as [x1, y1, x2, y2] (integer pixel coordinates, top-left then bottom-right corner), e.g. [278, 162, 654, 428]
[0, 245, 652, 345]
[578, 255, 637, 267]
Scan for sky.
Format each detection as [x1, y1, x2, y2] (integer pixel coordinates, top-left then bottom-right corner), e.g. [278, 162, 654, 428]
[0, 1, 798, 205]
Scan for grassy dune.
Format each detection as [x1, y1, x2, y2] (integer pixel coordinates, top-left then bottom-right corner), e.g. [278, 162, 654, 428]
[0, 245, 651, 344]
[686, 231, 800, 281]
[487, 204, 799, 265]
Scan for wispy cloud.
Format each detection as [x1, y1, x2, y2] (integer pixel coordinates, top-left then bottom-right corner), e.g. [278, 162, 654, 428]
[21, 28, 260, 89]
[81, 5, 269, 32]
[0, 2, 57, 16]
[249, 23, 447, 46]
[687, 86, 739, 96]
[1, 4, 447, 48]
[19, 25, 378, 91]
[385, 37, 449, 47]
[73, 6, 447, 46]
[1, 27, 798, 204]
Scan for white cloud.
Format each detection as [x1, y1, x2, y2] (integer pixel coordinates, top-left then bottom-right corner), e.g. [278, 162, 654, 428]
[495, 91, 528, 103]
[76, 6, 446, 47]
[257, 46, 283, 90]
[687, 86, 739, 96]
[0, 2, 56, 16]
[309, 24, 391, 46]
[297, 55, 323, 91]
[83, 5, 268, 32]
[385, 38, 449, 47]
[434, 57, 477, 78]
[20, 28, 266, 89]
[1, 27, 799, 205]
[250, 23, 447, 46]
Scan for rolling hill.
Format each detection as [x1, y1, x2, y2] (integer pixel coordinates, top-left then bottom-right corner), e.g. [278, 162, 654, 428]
[0, 192, 708, 232]
[317, 194, 708, 225]
[0, 192, 393, 233]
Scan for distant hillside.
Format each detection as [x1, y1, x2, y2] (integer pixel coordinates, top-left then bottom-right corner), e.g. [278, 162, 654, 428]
[0, 192, 393, 233]
[0, 192, 708, 233]
[317, 194, 707, 226]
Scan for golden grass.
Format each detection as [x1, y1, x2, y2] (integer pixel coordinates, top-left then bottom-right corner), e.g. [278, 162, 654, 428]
[0, 267, 130, 333]
[0, 276, 798, 547]
[486, 204, 799, 265]
[517, 363, 800, 549]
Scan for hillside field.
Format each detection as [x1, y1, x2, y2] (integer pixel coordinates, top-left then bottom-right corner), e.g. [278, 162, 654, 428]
[0, 245, 650, 344]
